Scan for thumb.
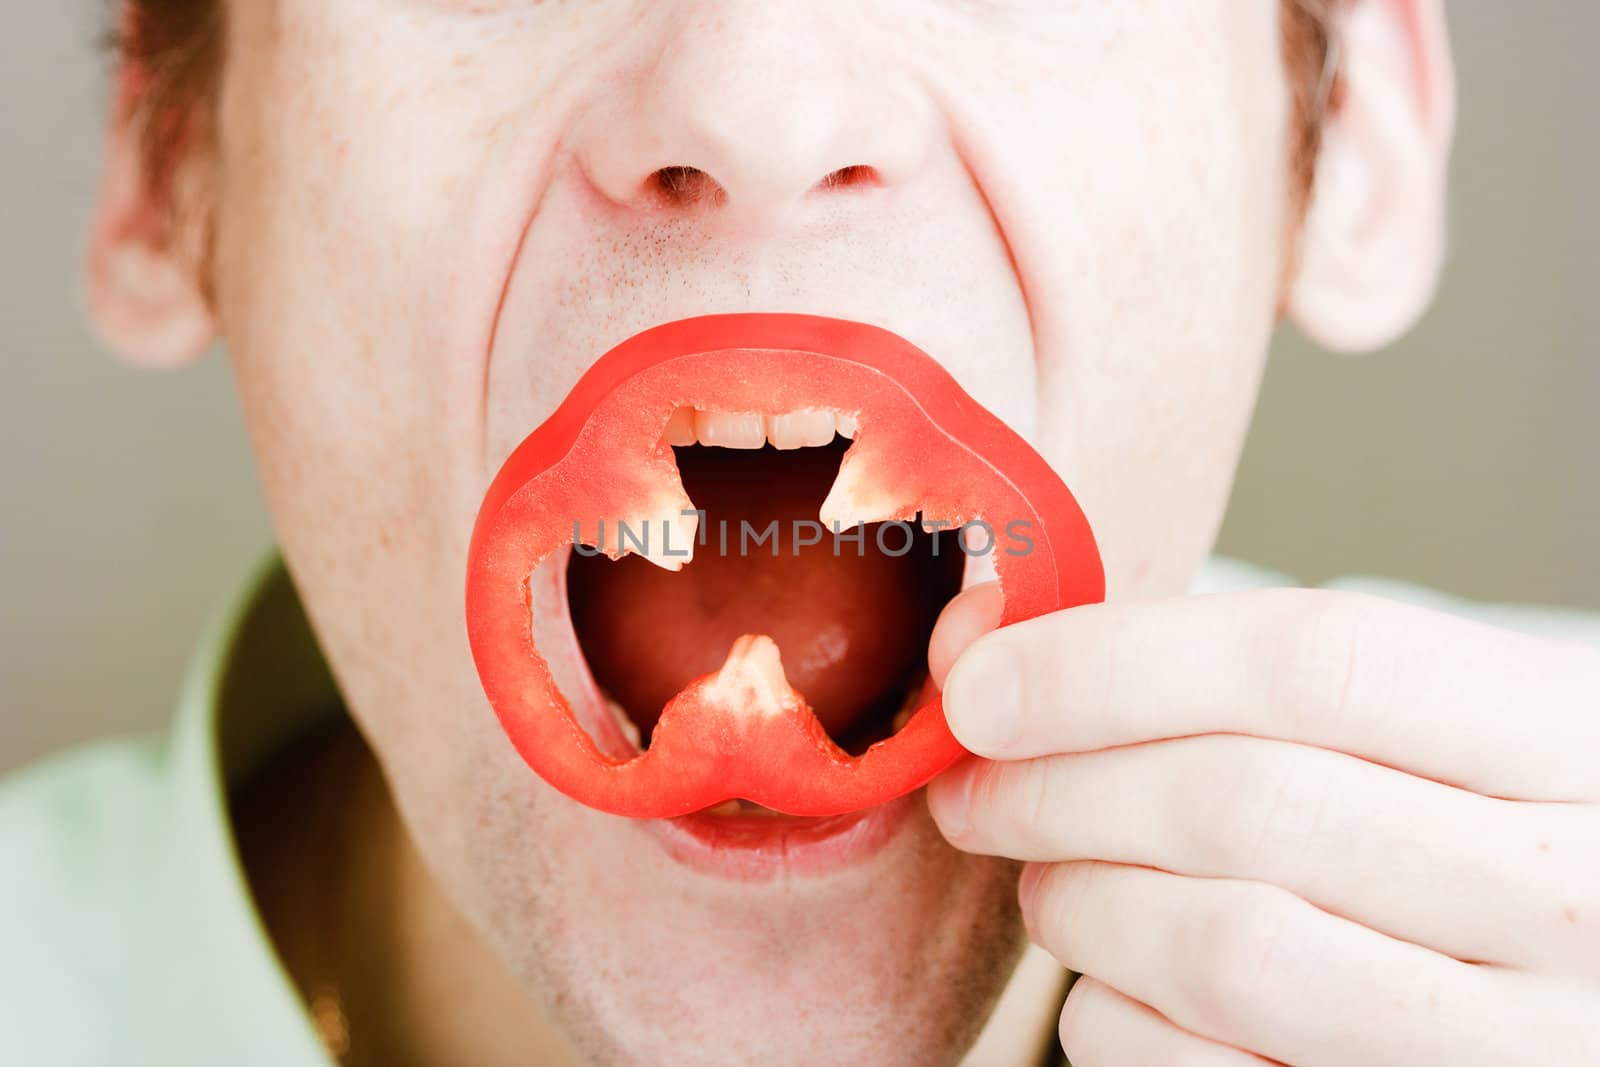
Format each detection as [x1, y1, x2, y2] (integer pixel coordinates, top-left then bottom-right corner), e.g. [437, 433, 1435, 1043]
[928, 581, 1004, 691]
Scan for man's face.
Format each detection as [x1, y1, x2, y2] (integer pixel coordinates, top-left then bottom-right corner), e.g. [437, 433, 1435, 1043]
[209, 1, 1293, 1061]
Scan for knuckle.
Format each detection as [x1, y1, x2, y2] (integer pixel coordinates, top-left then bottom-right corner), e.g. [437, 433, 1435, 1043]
[1017, 758, 1069, 843]
[1187, 740, 1312, 879]
[951, 759, 1001, 828]
[971, 755, 1071, 855]
[1215, 750, 1285, 869]
[969, 759, 1033, 839]
[1181, 884, 1298, 1030]
[1264, 589, 1390, 742]
[1021, 861, 1094, 957]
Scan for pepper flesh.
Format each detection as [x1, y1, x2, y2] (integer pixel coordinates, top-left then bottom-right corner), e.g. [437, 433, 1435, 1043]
[466, 313, 1104, 818]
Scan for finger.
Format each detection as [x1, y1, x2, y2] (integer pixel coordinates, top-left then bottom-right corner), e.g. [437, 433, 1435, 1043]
[942, 588, 1600, 801]
[931, 735, 1600, 975]
[1021, 861, 1600, 1067]
[928, 580, 1004, 690]
[1057, 976, 1272, 1066]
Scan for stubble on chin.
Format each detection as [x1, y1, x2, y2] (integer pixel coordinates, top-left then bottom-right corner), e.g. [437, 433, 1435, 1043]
[455, 797, 1032, 1067]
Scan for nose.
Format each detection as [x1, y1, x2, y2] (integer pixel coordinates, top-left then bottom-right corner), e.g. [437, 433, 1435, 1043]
[570, 3, 937, 233]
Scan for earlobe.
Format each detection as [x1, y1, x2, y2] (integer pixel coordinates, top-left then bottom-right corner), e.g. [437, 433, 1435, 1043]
[1288, 0, 1456, 354]
[85, 70, 216, 370]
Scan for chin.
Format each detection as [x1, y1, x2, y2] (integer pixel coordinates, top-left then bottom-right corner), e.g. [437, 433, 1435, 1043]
[453, 773, 1029, 1065]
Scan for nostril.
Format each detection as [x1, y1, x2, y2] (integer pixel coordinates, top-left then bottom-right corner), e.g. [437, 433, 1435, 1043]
[652, 166, 727, 208]
[817, 165, 880, 191]
[645, 163, 878, 212]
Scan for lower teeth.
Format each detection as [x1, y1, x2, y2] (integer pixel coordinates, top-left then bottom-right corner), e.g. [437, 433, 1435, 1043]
[705, 799, 787, 817]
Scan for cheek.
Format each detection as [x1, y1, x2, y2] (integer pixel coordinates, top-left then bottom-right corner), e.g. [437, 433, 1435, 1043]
[210, 2, 590, 524]
[999, 8, 1292, 597]
[208, 8, 574, 661]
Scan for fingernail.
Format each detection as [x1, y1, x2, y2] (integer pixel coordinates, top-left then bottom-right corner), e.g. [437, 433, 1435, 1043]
[944, 643, 1022, 755]
[927, 760, 977, 839]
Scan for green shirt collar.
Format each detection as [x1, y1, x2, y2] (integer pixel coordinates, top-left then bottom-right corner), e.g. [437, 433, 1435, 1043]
[155, 551, 339, 1064]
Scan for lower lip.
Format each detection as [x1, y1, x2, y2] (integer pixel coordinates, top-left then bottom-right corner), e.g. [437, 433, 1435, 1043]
[638, 791, 919, 883]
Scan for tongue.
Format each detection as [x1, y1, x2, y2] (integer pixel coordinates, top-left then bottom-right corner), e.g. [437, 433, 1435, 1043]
[567, 440, 964, 752]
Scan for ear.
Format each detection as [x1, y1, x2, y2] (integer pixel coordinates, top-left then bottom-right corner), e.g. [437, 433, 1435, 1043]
[85, 63, 216, 369]
[1288, 0, 1456, 353]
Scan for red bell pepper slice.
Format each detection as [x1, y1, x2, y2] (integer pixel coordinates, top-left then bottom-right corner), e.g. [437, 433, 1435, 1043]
[466, 313, 1103, 818]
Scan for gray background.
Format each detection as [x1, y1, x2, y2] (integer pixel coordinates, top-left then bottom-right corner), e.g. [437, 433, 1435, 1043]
[3, 4, 1595, 772]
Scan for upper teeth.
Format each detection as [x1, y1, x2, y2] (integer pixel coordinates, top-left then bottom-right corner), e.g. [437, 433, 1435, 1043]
[665, 408, 859, 451]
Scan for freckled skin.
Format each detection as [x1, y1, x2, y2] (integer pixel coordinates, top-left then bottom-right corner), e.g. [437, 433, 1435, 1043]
[208, 2, 1292, 1062]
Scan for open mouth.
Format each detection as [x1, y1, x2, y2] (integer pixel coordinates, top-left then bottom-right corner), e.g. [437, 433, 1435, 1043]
[568, 428, 965, 764]
[466, 314, 1103, 821]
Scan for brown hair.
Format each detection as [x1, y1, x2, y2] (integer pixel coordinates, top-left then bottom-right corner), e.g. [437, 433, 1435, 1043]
[1282, 0, 1349, 222]
[115, 0, 222, 217]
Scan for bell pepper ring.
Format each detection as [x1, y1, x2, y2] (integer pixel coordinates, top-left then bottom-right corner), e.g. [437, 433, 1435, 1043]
[466, 313, 1104, 819]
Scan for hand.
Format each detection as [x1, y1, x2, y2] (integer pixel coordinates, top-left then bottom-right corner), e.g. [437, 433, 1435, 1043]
[926, 584, 1600, 1066]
